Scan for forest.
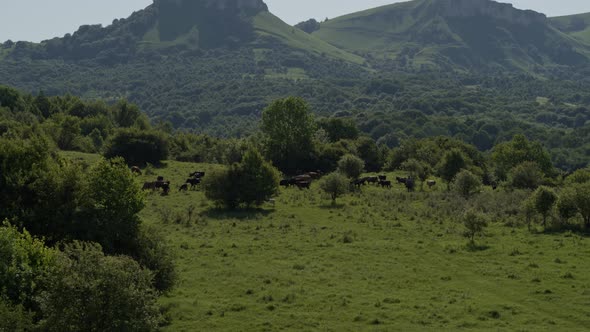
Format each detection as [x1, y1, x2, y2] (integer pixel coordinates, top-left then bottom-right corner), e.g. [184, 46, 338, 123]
[1, 84, 589, 330]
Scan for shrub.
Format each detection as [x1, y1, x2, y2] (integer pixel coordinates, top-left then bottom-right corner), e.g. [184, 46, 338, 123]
[557, 182, 590, 228]
[204, 148, 280, 209]
[438, 149, 468, 185]
[453, 170, 482, 198]
[337, 154, 365, 179]
[319, 172, 349, 204]
[509, 161, 543, 189]
[38, 242, 161, 332]
[104, 128, 169, 165]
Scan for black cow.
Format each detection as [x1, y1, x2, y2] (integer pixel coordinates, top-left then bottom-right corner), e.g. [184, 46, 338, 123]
[366, 176, 379, 185]
[280, 179, 297, 188]
[186, 178, 201, 189]
[396, 177, 407, 184]
[157, 176, 165, 182]
[179, 184, 189, 192]
[405, 178, 415, 192]
[427, 180, 436, 188]
[352, 178, 366, 188]
[379, 180, 392, 188]
[378, 175, 387, 181]
[190, 171, 206, 179]
[296, 181, 311, 190]
[142, 182, 156, 191]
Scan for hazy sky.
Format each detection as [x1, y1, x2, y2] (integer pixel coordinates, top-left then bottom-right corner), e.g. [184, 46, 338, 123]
[2, 0, 590, 42]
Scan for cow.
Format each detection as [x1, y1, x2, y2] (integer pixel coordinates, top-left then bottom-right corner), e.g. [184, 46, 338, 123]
[161, 182, 171, 196]
[307, 172, 322, 180]
[352, 178, 367, 188]
[157, 176, 165, 182]
[378, 175, 387, 181]
[280, 179, 297, 188]
[396, 177, 407, 184]
[179, 184, 189, 192]
[186, 178, 201, 189]
[295, 174, 312, 183]
[190, 171, 206, 179]
[379, 180, 392, 188]
[131, 166, 142, 175]
[405, 178, 415, 192]
[427, 180, 437, 188]
[366, 176, 379, 185]
[155, 180, 170, 190]
[142, 182, 156, 191]
[296, 181, 311, 190]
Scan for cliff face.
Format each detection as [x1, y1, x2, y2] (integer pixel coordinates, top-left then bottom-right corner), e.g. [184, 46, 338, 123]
[428, 0, 546, 25]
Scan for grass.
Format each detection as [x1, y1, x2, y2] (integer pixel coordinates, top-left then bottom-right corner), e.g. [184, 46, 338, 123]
[63, 152, 590, 331]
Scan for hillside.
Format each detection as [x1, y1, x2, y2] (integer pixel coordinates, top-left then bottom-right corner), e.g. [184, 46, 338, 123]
[551, 12, 590, 45]
[313, 0, 590, 71]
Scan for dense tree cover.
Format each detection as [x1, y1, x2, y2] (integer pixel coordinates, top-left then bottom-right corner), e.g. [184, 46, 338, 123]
[104, 128, 170, 165]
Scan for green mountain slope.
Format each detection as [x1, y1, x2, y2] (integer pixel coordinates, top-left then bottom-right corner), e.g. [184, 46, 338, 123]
[313, 0, 590, 70]
[551, 12, 590, 44]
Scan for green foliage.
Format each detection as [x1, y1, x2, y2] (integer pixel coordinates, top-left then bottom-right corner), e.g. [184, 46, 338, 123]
[462, 210, 488, 244]
[0, 300, 34, 332]
[337, 154, 365, 179]
[532, 186, 558, 228]
[80, 158, 145, 254]
[0, 223, 55, 308]
[318, 117, 359, 142]
[401, 158, 431, 183]
[565, 168, 590, 185]
[38, 242, 161, 332]
[130, 225, 177, 293]
[204, 148, 280, 209]
[437, 149, 468, 184]
[509, 161, 544, 189]
[453, 170, 482, 199]
[319, 172, 349, 204]
[104, 128, 170, 166]
[492, 135, 555, 181]
[557, 182, 590, 227]
[262, 97, 316, 173]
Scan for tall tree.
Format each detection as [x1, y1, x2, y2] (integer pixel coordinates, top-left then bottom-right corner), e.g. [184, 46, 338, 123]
[262, 97, 315, 174]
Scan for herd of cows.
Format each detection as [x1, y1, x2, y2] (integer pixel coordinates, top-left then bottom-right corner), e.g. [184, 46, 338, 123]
[131, 166, 438, 196]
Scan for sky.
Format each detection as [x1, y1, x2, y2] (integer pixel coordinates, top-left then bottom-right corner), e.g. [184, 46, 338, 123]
[1, 0, 590, 42]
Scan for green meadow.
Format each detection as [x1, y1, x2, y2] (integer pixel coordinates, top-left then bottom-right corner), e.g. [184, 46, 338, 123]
[67, 153, 590, 331]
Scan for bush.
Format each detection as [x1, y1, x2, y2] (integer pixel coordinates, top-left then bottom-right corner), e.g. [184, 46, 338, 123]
[453, 170, 482, 198]
[131, 226, 177, 293]
[104, 128, 169, 165]
[438, 149, 468, 184]
[0, 300, 34, 332]
[338, 154, 365, 179]
[557, 182, 590, 228]
[204, 148, 280, 209]
[38, 242, 161, 332]
[319, 172, 349, 204]
[509, 161, 543, 189]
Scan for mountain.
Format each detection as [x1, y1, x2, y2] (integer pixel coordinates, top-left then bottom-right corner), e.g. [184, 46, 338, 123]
[2, 0, 362, 65]
[312, 0, 590, 70]
[551, 12, 590, 45]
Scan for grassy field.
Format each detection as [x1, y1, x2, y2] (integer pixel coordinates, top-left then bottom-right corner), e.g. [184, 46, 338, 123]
[63, 152, 590, 331]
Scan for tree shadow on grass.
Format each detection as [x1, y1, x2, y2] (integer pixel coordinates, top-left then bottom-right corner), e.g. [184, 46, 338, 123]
[201, 207, 274, 221]
[465, 242, 490, 252]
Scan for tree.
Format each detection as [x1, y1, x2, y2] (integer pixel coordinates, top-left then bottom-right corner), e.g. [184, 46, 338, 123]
[204, 148, 280, 209]
[262, 97, 316, 173]
[79, 157, 145, 254]
[337, 154, 365, 179]
[355, 136, 382, 172]
[319, 172, 349, 204]
[114, 99, 142, 128]
[557, 182, 590, 228]
[401, 158, 431, 186]
[453, 169, 482, 198]
[462, 210, 488, 244]
[509, 161, 543, 189]
[38, 242, 161, 332]
[317, 117, 359, 142]
[532, 186, 558, 228]
[522, 197, 537, 231]
[438, 149, 467, 186]
[565, 168, 590, 185]
[492, 134, 554, 181]
[104, 128, 169, 165]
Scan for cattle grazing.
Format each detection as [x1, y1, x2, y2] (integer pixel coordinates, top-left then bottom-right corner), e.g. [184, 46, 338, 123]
[366, 176, 379, 185]
[157, 176, 165, 182]
[142, 182, 156, 191]
[379, 180, 392, 188]
[131, 166, 142, 175]
[352, 178, 366, 188]
[179, 184, 189, 192]
[378, 175, 387, 181]
[190, 171, 206, 179]
[280, 179, 296, 188]
[296, 181, 311, 190]
[396, 177, 407, 184]
[307, 172, 322, 180]
[295, 174, 312, 183]
[186, 178, 201, 189]
[161, 182, 171, 196]
[405, 178, 415, 192]
[427, 180, 437, 188]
